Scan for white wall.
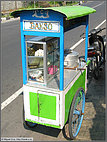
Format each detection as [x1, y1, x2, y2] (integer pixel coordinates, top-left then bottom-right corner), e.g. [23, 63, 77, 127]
[1, 1, 23, 11]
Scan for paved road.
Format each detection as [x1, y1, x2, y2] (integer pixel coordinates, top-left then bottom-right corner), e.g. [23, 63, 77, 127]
[1, 1, 106, 103]
[1, 20, 22, 103]
[1, 1, 106, 141]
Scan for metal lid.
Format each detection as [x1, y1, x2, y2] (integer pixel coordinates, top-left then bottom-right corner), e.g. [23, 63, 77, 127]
[65, 51, 79, 61]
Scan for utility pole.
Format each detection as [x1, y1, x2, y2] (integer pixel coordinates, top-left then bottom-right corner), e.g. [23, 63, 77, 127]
[54, 1, 55, 7]
[34, 1, 35, 8]
[64, 1, 66, 6]
[15, 1, 17, 9]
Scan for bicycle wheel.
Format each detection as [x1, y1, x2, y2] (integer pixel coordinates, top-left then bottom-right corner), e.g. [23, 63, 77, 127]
[93, 67, 99, 80]
[68, 88, 85, 139]
[97, 38, 105, 63]
[93, 56, 99, 80]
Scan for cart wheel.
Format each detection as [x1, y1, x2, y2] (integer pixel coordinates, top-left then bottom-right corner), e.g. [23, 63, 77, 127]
[23, 105, 37, 128]
[68, 88, 85, 140]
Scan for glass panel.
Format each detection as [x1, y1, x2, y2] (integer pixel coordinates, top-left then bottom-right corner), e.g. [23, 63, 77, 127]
[47, 38, 60, 81]
[26, 42, 44, 83]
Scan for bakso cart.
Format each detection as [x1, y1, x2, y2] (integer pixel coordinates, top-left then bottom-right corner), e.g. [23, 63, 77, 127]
[11, 6, 96, 139]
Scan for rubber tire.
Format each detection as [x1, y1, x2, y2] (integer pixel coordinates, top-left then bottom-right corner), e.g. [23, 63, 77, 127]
[98, 38, 105, 63]
[23, 105, 37, 128]
[68, 88, 85, 140]
[93, 68, 99, 80]
[92, 56, 99, 80]
[93, 39, 104, 80]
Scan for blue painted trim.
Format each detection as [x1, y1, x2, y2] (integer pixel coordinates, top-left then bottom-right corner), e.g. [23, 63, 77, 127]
[23, 31, 61, 37]
[20, 17, 27, 84]
[21, 10, 63, 22]
[85, 15, 89, 62]
[59, 18, 64, 91]
[20, 10, 88, 90]
[21, 11, 64, 90]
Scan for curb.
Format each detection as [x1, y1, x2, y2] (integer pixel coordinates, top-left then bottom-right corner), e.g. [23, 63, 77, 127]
[1, 17, 10, 21]
[1, 17, 20, 23]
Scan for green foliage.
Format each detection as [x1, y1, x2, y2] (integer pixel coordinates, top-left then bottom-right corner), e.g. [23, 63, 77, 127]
[48, 1, 63, 6]
[1, 13, 10, 18]
[9, 13, 14, 18]
[23, 1, 39, 8]
[66, 1, 78, 6]
[24, 1, 79, 8]
[48, 1, 54, 5]
[17, 1, 79, 9]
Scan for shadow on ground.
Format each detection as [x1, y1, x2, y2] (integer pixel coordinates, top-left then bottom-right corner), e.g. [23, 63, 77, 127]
[24, 123, 61, 138]
[85, 64, 105, 140]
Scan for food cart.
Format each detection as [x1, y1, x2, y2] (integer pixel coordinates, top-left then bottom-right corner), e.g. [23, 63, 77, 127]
[11, 6, 96, 139]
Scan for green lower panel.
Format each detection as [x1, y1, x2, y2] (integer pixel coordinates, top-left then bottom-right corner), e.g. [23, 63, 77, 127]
[26, 118, 61, 129]
[65, 70, 86, 123]
[29, 92, 56, 120]
[39, 93, 56, 120]
[29, 92, 38, 116]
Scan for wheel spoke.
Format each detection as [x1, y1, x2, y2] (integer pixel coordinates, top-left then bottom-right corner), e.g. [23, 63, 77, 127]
[72, 116, 79, 135]
[74, 115, 82, 135]
[73, 109, 80, 115]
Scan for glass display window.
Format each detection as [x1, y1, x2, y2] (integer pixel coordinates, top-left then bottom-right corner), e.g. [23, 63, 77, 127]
[47, 38, 60, 81]
[25, 36, 60, 86]
[27, 42, 44, 83]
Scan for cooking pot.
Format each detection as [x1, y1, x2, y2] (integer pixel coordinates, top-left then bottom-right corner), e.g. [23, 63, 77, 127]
[64, 50, 79, 68]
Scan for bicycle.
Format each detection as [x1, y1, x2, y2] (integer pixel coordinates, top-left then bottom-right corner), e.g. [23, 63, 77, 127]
[80, 27, 106, 79]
